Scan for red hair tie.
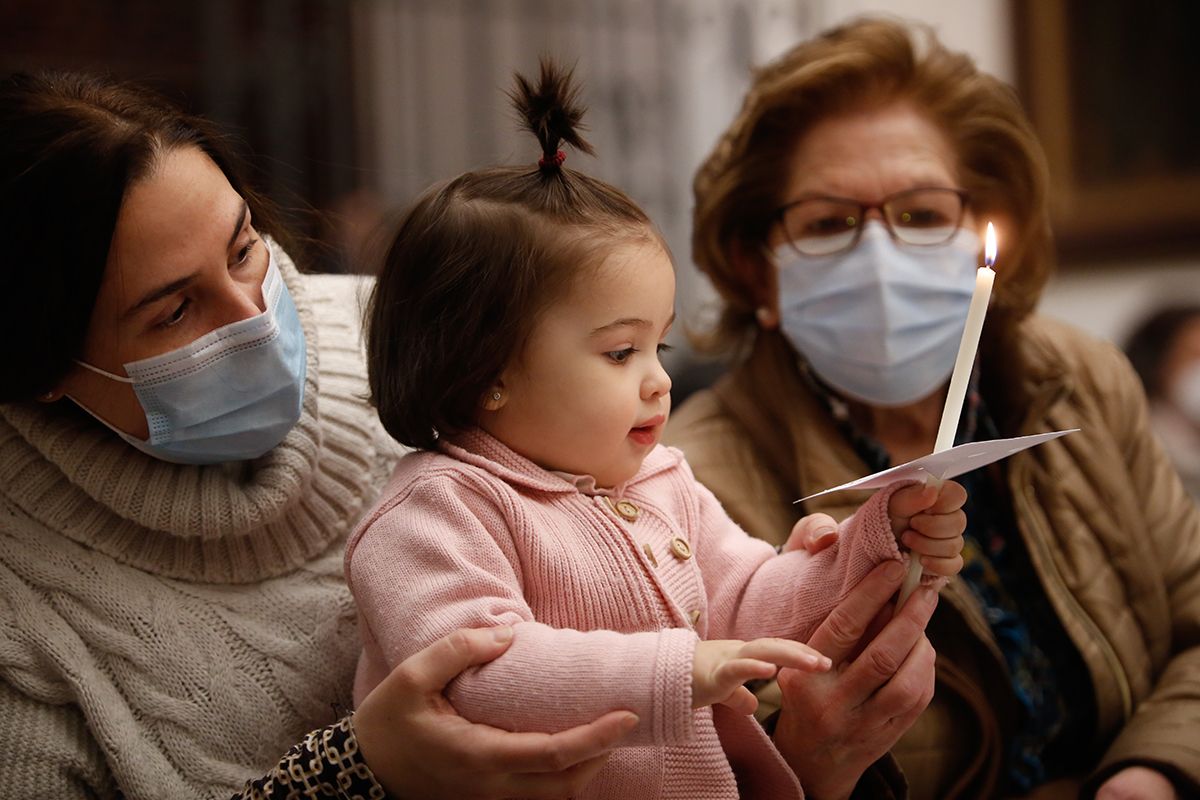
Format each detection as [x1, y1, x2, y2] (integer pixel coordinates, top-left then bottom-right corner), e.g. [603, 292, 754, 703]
[538, 150, 566, 169]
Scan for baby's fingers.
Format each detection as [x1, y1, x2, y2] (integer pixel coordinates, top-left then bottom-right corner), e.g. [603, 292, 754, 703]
[787, 513, 840, 554]
[715, 685, 759, 716]
[902, 527, 964, 561]
[913, 552, 964, 577]
[899, 528, 964, 559]
[901, 512, 965, 578]
[930, 480, 967, 514]
[887, 480, 939, 535]
[738, 637, 832, 673]
[715, 658, 779, 689]
[909, 509, 967, 540]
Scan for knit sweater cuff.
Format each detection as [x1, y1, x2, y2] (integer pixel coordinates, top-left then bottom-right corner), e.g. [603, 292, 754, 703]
[652, 627, 699, 745]
[838, 481, 905, 563]
[846, 481, 950, 592]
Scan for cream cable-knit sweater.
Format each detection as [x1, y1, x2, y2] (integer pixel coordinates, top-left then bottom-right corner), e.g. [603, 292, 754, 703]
[0, 242, 401, 799]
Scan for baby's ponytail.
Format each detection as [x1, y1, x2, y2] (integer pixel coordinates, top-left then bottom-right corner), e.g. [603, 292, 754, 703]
[367, 58, 664, 449]
[509, 59, 595, 175]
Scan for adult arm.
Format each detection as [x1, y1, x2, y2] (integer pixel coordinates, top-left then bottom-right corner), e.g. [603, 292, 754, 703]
[237, 627, 638, 800]
[1, 631, 636, 800]
[1085, 345, 1200, 799]
[771, 561, 939, 800]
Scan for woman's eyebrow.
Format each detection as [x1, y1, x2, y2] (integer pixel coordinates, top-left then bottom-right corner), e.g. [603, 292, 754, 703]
[123, 273, 198, 320]
[123, 201, 249, 320]
[226, 200, 249, 249]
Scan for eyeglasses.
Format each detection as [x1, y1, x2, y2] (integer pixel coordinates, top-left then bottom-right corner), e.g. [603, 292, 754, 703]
[774, 187, 969, 257]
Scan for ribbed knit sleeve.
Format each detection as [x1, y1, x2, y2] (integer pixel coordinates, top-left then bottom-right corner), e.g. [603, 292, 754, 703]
[693, 472, 905, 643]
[346, 473, 697, 747]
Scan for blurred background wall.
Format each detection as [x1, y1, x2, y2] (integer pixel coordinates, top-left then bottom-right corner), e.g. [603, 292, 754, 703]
[3, 0, 1197, 370]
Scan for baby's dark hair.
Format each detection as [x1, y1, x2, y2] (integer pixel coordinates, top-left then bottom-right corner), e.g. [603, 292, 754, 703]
[366, 59, 661, 449]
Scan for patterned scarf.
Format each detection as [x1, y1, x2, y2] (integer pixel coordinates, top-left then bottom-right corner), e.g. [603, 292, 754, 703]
[799, 365, 1084, 792]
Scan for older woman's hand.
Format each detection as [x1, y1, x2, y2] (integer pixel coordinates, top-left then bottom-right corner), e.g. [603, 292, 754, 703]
[772, 561, 938, 800]
[354, 626, 638, 800]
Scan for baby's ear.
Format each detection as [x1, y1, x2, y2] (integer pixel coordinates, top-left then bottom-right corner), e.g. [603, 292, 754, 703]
[481, 382, 507, 411]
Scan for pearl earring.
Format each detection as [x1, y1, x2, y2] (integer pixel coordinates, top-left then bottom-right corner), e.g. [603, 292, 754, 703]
[492, 391, 501, 401]
[755, 306, 780, 330]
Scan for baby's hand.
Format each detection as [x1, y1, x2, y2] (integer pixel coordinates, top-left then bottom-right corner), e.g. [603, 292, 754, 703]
[692, 638, 831, 715]
[887, 479, 967, 577]
[785, 513, 840, 555]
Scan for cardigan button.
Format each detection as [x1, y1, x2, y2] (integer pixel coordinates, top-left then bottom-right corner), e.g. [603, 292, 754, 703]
[642, 542, 659, 567]
[606, 498, 640, 522]
[669, 537, 692, 560]
[689, 609, 701, 627]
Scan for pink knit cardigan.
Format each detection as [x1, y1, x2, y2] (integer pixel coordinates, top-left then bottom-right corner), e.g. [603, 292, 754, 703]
[346, 429, 904, 799]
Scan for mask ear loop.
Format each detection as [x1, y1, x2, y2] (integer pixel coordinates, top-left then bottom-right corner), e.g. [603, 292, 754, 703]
[72, 249, 283, 390]
[74, 359, 135, 384]
[66, 360, 150, 442]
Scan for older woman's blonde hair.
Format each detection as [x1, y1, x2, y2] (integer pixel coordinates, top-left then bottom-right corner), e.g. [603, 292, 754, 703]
[692, 17, 1053, 353]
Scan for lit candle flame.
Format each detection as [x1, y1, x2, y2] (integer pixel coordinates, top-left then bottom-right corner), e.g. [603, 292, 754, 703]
[984, 222, 997, 267]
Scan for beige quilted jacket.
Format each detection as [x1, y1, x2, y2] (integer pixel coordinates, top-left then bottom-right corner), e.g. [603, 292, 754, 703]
[665, 315, 1200, 799]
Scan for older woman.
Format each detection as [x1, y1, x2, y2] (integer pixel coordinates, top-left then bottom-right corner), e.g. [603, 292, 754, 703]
[0, 70, 634, 800]
[666, 18, 1200, 800]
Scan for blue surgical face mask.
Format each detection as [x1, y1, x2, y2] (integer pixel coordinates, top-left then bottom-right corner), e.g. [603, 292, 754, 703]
[71, 246, 307, 464]
[775, 221, 981, 407]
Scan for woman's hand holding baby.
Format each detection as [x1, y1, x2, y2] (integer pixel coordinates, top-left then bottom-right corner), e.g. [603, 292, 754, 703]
[886, 478, 967, 577]
[692, 638, 832, 715]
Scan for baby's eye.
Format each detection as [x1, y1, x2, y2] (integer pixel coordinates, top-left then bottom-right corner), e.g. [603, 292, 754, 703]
[607, 347, 637, 364]
[657, 343, 674, 355]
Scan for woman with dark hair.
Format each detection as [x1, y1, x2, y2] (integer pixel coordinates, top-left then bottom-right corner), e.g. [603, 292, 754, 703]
[1125, 305, 1200, 499]
[666, 17, 1200, 800]
[0, 70, 633, 799]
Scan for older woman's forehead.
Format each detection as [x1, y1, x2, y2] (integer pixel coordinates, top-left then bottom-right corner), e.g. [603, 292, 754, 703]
[781, 105, 959, 201]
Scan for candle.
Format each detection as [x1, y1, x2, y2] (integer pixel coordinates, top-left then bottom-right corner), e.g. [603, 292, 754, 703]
[897, 222, 996, 606]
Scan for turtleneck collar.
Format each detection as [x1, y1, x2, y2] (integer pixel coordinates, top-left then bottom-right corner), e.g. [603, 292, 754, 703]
[0, 240, 389, 583]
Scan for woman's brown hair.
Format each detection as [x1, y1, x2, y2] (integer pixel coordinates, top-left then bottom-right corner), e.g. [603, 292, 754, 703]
[0, 70, 293, 402]
[692, 17, 1053, 354]
[365, 60, 661, 450]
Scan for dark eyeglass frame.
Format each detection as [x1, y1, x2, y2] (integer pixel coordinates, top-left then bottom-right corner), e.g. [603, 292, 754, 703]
[772, 186, 970, 257]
